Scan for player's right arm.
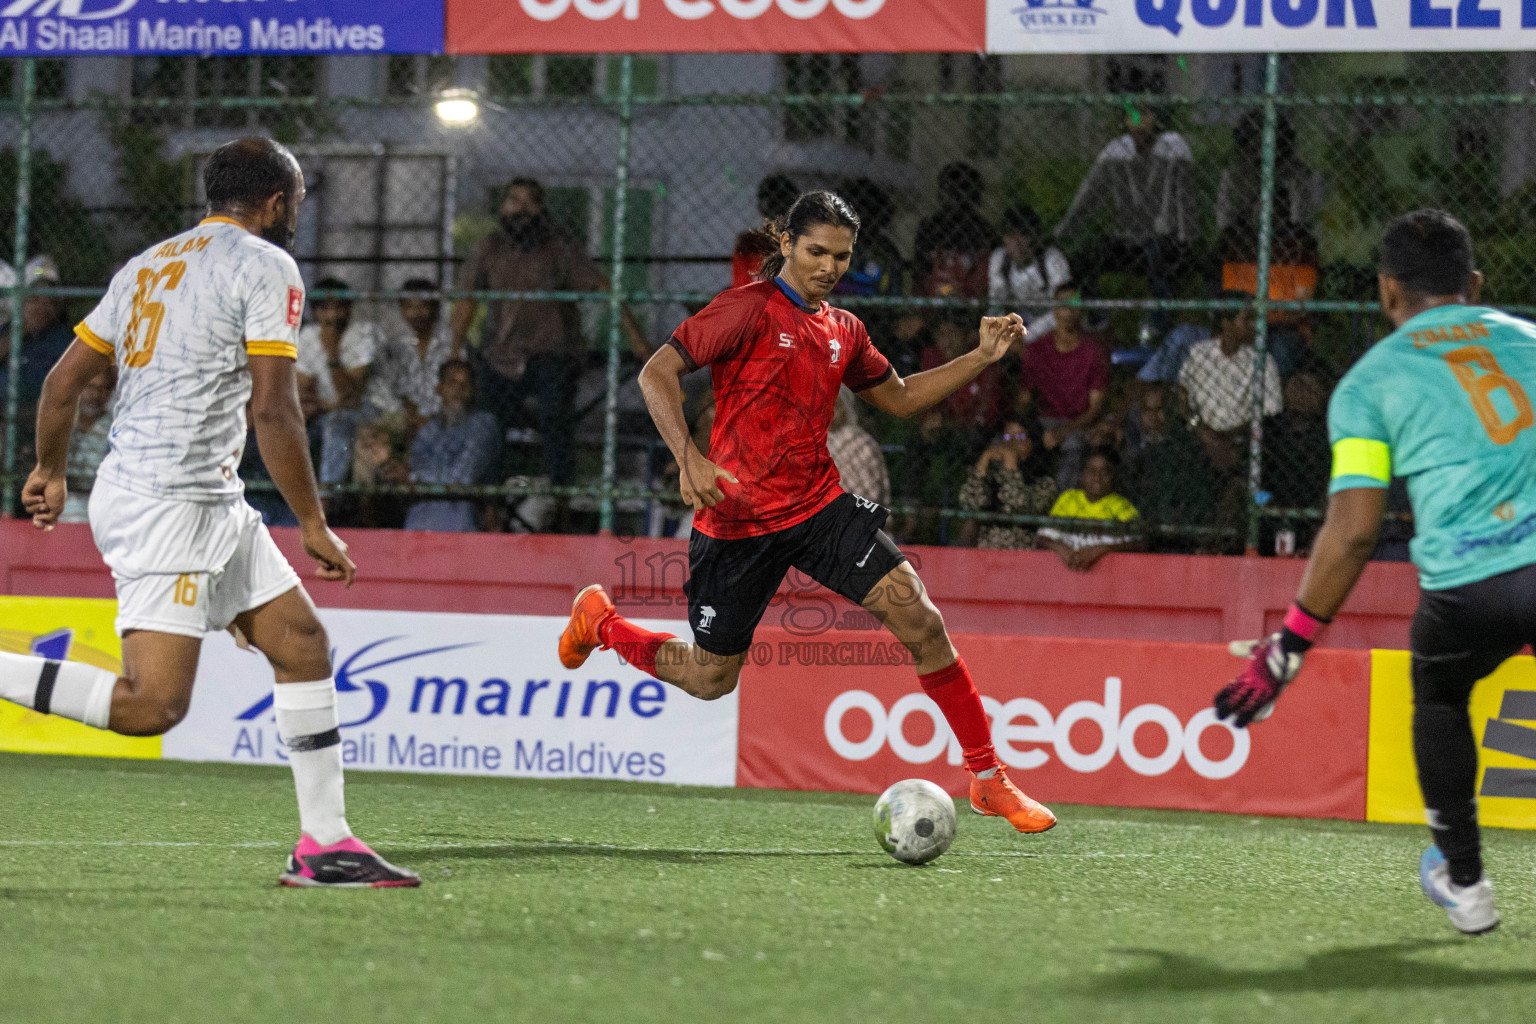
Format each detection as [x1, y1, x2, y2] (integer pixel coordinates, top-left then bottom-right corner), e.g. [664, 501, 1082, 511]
[243, 250, 354, 586]
[24, 267, 125, 530]
[638, 345, 736, 511]
[1215, 377, 1390, 726]
[248, 355, 353, 587]
[640, 291, 756, 511]
[22, 339, 113, 530]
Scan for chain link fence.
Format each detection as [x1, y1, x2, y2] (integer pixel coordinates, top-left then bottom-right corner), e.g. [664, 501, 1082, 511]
[1, 51, 1530, 554]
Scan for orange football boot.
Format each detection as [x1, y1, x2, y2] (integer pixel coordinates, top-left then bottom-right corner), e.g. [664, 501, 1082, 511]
[558, 583, 616, 670]
[970, 767, 1057, 833]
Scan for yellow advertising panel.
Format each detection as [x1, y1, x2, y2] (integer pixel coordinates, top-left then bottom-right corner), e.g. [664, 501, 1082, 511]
[0, 596, 159, 759]
[1367, 649, 1536, 829]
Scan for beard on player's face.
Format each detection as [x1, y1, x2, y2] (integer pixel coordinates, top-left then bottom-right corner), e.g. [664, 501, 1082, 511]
[259, 190, 299, 250]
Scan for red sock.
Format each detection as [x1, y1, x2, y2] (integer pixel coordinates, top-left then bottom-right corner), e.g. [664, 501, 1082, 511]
[918, 656, 998, 774]
[598, 615, 676, 678]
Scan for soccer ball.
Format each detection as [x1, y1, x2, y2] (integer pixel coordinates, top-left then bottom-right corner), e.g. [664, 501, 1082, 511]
[873, 779, 957, 866]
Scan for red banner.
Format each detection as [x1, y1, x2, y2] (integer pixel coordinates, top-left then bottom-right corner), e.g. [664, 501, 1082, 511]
[737, 630, 1371, 820]
[446, 0, 984, 54]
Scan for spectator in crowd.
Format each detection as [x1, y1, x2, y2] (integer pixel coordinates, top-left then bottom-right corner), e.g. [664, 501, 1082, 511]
[59, 368, 113, 524]
[1178, 295, 1281, 548]
[1216, 114, 1322, 380]
[296, 276, 384, 415]
[1215, 111, 1324, 243]
[732, 173, 799, 288]
[1220, 228, 1318, 379]
[1085, 416, 1123, 453]
[922, 315, 1011, 440]
[0, 254, 61, 325]
[405, 360, 501, 533]
[295, 276, 388, 484]
[889, 316, 1005, 544]
[1262, 367, 1333, 551]
[834, 177, 905, 300]
[913, 162, 998, 299]
[957, 419, 1057, 550]
[1177, 293, 1282, 472]
[1053, 106, 1199, 331]
[0, 256, 72, 452]
[371, 278, 455, 435]
[1017, 282, 1110, 491]
[988, 204, 1071, 334]
[1137, 315, 1210, 385]
[1037, 448, 1144, 571]
[827, 387, 889, 505]
[328, 420, 409, 530]
[451, 177, 650, 488]
[1120, 384, 1215, 547]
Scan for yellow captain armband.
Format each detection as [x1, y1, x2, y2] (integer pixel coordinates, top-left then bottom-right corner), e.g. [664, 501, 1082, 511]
[1331, 437, 1391, 484]
[74, 321, 112, 355]
[245, 340, 298, 359]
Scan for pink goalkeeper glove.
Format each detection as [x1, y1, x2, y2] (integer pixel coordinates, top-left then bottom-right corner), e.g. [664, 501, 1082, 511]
[1214, 634, 1302, 728]
[1214, 603, 1327, 728]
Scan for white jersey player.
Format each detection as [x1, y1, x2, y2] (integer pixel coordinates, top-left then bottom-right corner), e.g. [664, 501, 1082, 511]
[1, 137, 417, 888]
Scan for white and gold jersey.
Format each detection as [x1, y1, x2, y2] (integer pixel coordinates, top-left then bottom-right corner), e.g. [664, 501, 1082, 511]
[76, 216, 304, 502]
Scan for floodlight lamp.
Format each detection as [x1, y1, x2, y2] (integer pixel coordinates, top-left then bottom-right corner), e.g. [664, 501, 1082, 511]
[435, 88, 479, 125]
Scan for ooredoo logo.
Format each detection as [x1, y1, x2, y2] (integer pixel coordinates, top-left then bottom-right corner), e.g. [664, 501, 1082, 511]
[823, 676, 1250, 780]
[517, 0, 884, 21]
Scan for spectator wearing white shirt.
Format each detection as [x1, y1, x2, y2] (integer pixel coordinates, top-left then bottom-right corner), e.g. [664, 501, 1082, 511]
[1177, 294, 1280, 545]
[1053, 107, 1200, 332]
[988, 204, 1071, 336]
[295, 276, 385, 413]
[296, 276, 389, 483]
[827, 387, 889, 505]
[371, 278, 455, 434]
[1178, 295, 1282, 438]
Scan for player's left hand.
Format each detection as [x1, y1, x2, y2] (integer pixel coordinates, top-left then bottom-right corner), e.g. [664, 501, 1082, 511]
[302, 523, 356, 588]
[978, 313, 1026, 364]
[21, 468, 65, 531]
[1214, 634, 1303, 728]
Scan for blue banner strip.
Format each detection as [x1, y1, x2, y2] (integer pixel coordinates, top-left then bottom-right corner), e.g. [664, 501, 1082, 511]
[0, 0, 442, 56]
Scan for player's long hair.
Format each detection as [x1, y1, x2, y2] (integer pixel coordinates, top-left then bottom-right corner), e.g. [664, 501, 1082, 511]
[750, 190, 861, 280]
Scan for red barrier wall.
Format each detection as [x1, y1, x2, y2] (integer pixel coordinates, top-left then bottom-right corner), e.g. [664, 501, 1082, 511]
[739, 629, 1372, 820]
[0, 519, 1419, 647]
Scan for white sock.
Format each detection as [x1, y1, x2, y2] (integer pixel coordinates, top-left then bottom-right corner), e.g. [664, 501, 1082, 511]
[273, 678, 352, 847]
[0, 650, 118, 729]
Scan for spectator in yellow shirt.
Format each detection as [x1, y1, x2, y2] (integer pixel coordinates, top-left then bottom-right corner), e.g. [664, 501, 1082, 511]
[1037, 448, 1145, 572]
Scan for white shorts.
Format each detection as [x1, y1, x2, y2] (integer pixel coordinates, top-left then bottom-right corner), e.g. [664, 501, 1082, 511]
[89, 478, 301, 639]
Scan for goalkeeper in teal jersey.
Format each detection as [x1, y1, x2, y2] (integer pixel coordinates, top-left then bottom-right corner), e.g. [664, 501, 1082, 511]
[1214, 210, 1536, 936]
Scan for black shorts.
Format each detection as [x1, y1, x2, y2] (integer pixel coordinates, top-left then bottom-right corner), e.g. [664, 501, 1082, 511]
[1411, 561, 1536, 706]
[684, 492, 908, 656]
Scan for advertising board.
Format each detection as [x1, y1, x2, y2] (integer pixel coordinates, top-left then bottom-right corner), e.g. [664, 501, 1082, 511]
[0, 0, 442, 57]
[161, 608, 736, 785]
[988, 0, 1536, 54]
[738, 628, 1373, 820]
[446, 0, 982, 53]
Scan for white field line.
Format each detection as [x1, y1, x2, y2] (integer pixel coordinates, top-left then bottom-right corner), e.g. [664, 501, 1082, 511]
[0, 838, 1153, 858]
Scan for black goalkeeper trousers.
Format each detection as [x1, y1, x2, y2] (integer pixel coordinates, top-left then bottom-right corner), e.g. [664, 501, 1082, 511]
[1410, 561, 1536, 886]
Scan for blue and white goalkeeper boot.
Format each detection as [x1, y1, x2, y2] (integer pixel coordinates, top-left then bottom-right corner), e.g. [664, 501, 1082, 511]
[1419, 846, 1499, 935]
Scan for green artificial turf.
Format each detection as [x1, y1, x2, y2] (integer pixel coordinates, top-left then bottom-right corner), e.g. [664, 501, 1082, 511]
[3, 752, 1535, 1024]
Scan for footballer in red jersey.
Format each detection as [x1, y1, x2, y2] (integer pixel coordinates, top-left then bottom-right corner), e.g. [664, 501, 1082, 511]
[560, 191, 1056, 833]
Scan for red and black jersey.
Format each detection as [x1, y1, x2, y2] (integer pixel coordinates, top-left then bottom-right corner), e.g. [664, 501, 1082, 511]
[668, 278, 893, 540]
